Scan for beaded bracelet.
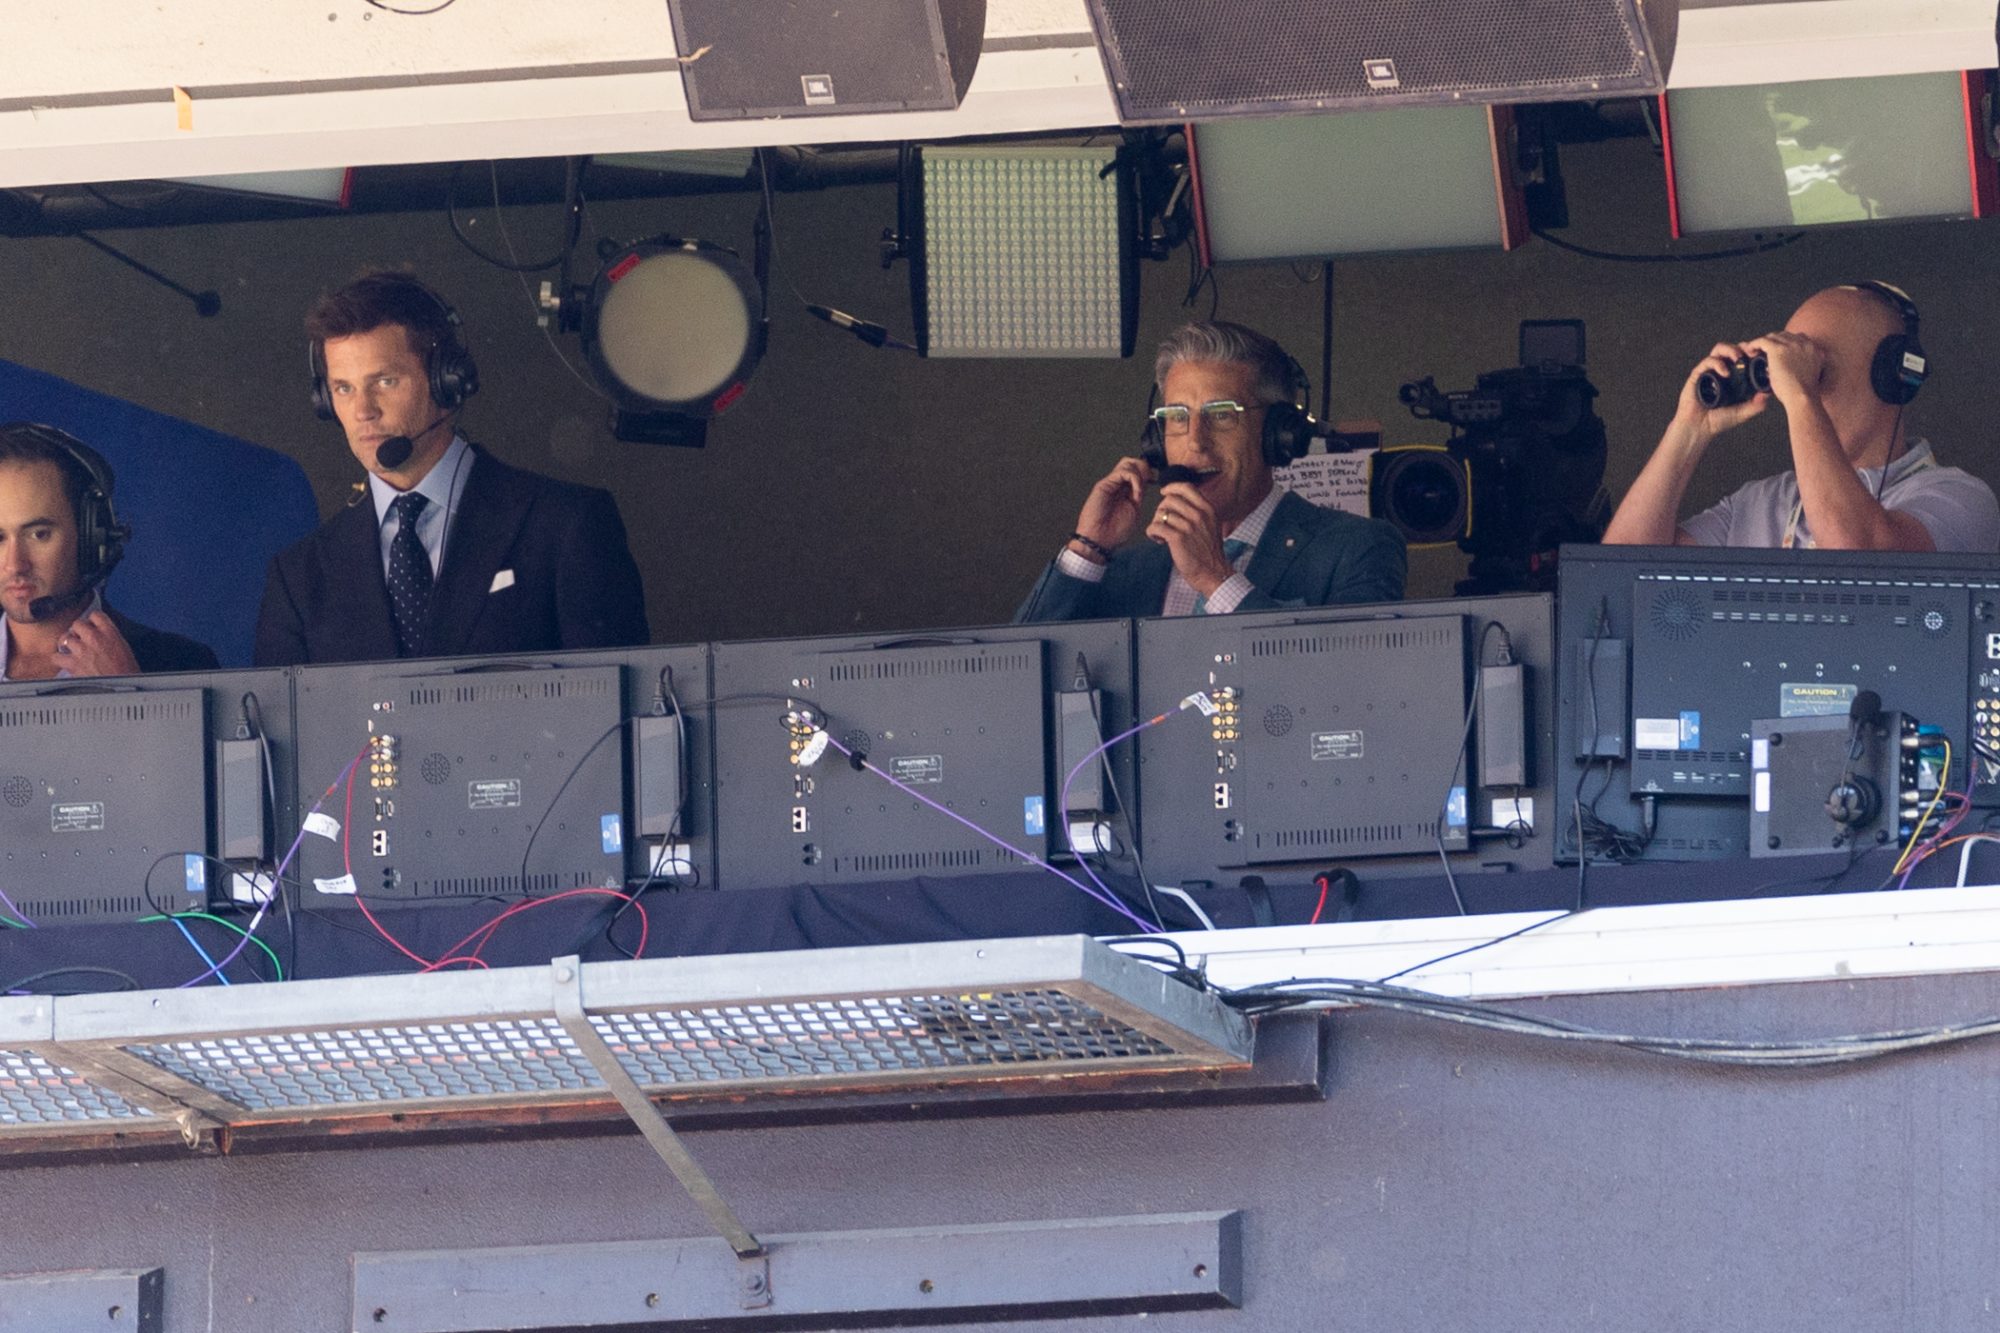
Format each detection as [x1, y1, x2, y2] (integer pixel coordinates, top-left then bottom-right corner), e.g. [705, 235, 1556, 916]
[1068, 532, 1115, 561]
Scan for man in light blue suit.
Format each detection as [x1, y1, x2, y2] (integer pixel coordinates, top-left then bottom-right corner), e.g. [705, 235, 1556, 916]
[1018, 321, 1405, 623]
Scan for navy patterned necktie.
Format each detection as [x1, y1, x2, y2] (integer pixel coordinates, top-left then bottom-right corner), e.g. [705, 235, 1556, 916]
[387, 491, 433, 657]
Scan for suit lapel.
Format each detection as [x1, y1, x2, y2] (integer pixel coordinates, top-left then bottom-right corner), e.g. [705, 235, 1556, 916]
[1242, 491, 1311, 597]
[327, 501, 400, 660]
[1124, 542, 1175, 616]
[425, 449, 529, 656]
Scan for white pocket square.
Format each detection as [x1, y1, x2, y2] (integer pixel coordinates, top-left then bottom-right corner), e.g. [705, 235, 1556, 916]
[488, 569, 516, 593]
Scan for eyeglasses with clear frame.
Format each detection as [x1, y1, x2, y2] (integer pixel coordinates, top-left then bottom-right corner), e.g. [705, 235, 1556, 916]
[1148, 400, 1255, 437]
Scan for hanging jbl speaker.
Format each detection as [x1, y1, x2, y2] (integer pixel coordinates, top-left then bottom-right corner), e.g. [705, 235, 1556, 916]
[1082, 0, 1678, 123]
[666, 0, 987, 121]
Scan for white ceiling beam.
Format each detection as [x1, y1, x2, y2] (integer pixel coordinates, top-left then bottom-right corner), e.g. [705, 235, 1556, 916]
[0, 0, 1989, 190]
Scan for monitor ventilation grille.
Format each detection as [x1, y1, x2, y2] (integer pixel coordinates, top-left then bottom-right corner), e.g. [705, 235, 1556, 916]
[1635, 748, 1748, 765]
[410, 872, 601, 900]
[0, 698, 199, 728]
[827, 652, 1037, 682]
[20, 893, 149, 920]
[1258, 821, 1438, 850]
[837, 847, 1027, 875]
[405, 677, 614, 708]
[1249, 624, 1456, 659]
[1710, 587, 1910, 608]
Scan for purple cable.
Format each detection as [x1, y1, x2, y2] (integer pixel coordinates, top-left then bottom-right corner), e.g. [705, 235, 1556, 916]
[177, 751, 364, 988]
[1894, 791, 1971, 892]
[0, 881, 35, 929]
[1059, 712, 1176, 929]
[822, 736, 1160, 933]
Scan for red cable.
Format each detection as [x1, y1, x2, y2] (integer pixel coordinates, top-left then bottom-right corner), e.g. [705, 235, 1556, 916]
[341, 763, 436, 970]
[430, 887, 650, 969]
[1308, 875, 1330, 926]
[330, 741, 652, 971]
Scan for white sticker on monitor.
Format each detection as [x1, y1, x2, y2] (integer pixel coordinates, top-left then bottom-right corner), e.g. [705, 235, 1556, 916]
[313, 873, 357, 896]
[1634, 718, 1681, 750]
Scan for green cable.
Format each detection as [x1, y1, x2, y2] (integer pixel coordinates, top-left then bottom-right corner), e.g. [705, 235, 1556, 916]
[139, 911, 285, 981]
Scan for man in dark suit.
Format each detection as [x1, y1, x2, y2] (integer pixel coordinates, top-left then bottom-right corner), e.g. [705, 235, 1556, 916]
[1018, 321, 1405, 622]
[0, 422, 218, 679]
[255, 271, 648, 666]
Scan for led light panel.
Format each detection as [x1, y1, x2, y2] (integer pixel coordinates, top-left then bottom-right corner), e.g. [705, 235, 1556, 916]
[917, 146, 1135, 358]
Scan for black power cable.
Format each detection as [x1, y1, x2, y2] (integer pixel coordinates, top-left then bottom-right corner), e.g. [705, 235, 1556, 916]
[1532, 227, 1807, 265]
[446, 161, 569, 273]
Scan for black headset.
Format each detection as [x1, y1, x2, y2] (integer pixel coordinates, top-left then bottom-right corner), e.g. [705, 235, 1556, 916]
[308, 276, 481, 420]
[0, 422, 129, 588]
[1142, 349, 1317, 470]
[1848, 280, 1928, 406]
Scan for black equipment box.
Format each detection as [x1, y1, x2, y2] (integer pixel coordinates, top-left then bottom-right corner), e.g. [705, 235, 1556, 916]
[293, 662, 626, 908]
[1556, 544, 2000, 863]
[711, 622, 1133, 891]
[1136, 594, 1556, 889]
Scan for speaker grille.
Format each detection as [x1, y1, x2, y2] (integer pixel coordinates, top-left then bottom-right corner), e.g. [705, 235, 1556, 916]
[1085, 0, 1676, 120]
[1648, 588, 1705, 642]
[666, 0, 983, 120]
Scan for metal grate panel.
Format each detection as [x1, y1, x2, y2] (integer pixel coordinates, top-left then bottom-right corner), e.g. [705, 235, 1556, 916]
[128, 1020, 597, 1111]
[123, 988, 1184, 1113]
[0, 1049, 151, 1125]
[0, 937, 1250, 1149]
[598, 989, 1179, 1083]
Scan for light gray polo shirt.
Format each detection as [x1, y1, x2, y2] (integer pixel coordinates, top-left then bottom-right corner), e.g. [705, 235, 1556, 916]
[1680, 441, 2000, 553]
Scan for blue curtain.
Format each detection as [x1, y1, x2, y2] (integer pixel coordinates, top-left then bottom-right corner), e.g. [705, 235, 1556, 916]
[0, 359, 320, 666]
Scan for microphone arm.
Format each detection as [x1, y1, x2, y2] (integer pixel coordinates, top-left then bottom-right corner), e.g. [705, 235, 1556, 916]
[375, 411, 454, 471]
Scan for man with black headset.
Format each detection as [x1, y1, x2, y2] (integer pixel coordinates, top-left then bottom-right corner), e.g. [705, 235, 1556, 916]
[0, 422, 218, 679]
[1017, 320, 1406, 621]
[1603, 282, 1999, 552]
[254, 269, 649, 665]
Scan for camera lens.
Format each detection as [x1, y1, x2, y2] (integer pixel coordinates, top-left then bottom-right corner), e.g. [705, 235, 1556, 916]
[1371, 449, 1469, 545]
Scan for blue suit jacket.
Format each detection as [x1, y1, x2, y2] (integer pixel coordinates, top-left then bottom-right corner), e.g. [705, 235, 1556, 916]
[1015, 490, 1406, 623]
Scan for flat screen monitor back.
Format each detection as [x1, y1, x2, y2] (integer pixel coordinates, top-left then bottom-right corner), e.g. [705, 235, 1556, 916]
[293, 661, 626, 908]
[1136, 594, 1557, 890]
[1556, 544, 2000, 862]
[0, 684, 208, 924]
[713, 624, 1128, 891]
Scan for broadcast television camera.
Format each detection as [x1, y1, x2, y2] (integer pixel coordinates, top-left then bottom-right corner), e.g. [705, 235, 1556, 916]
[1373, 319, 1609, 595]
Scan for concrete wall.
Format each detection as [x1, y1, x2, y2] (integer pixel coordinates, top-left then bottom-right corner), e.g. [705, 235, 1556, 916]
[5, 968, 1998, 1330]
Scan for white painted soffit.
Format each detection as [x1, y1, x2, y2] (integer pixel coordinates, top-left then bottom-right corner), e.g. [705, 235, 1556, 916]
[1669, 0, 1998, 87]
[0, 0, 1990, 190]
[1163, 882, 2000, 1002]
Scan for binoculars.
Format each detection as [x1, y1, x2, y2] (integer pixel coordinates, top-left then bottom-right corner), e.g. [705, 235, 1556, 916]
[1696, 354, 1771, 409]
